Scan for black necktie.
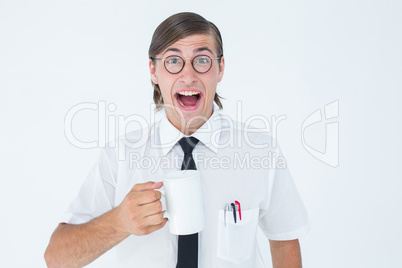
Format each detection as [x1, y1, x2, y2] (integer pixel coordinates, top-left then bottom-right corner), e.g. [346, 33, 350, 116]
[176, 136, 199, 268]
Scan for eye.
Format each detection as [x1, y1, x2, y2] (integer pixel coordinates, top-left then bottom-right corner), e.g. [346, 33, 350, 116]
[166, 56, 182, 65]
[195, 56, 211, 65]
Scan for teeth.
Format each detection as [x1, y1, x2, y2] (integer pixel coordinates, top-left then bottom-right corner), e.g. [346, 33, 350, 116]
[178, 91, 200, 96]
[177, 90, 201, 107]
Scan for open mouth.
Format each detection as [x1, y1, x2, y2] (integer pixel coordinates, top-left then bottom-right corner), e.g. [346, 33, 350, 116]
[175, 90, 202, 108]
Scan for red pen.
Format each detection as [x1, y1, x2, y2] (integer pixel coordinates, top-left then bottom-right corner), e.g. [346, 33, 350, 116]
[235, 200, 241, 220]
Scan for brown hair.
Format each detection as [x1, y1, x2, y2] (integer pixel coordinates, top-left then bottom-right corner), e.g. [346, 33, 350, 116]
[149, 12, 224, 110]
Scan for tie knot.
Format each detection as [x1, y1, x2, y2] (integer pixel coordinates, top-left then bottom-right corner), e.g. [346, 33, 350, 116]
[178, 136, 199, 154]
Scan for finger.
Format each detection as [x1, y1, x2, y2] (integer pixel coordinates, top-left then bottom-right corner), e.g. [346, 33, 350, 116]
[147, 189, 161, 203]
[152, 181, 163, 189]
[143, 211, 165, 226]
[131, 181, 162, 193]
[142, 218, 168, 235]
[128, 190, 161, 206]
[137, 200, 163, 217]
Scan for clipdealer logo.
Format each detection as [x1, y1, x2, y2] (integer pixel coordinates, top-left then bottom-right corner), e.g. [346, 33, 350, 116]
[63, 100, 340, 167]
[301, 100, 339, 167]
[63, 101, 287, 161]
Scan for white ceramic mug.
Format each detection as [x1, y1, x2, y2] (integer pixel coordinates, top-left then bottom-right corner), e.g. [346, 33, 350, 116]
[157, 170, 205, 235]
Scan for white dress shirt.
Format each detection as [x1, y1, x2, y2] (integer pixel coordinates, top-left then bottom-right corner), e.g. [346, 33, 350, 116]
[62, 107, 310, 268]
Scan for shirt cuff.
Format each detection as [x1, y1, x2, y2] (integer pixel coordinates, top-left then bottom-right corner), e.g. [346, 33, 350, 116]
[60, 213, 92, 225]
[263, 219, 311, 241]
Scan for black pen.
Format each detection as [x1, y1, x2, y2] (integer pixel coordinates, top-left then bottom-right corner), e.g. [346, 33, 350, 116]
[230, 203, 237, 223]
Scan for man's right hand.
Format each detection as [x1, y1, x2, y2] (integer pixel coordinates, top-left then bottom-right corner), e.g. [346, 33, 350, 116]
[44, 181, 167, 267]
[114, 181, 168, 236]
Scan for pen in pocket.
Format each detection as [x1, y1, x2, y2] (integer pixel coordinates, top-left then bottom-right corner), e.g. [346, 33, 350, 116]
[224, 200, 242, 226]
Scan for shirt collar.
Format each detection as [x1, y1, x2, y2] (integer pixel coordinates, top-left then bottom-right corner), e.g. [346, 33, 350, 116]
[159, 104, 222, 156]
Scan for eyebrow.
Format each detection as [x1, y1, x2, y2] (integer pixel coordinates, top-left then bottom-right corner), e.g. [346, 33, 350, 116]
[195, 47, 214, 55]
[163, 48, 181, 54]
[162, 46, 214, 56]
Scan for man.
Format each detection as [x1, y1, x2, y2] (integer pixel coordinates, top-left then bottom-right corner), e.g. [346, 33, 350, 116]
[45, 12, 310, 268]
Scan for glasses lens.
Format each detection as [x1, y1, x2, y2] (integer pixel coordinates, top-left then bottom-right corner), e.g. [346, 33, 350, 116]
[193, 56, 212, 73]
[164, 56, 183, 74]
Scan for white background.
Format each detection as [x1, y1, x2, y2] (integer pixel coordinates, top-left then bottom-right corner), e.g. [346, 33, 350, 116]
[1, 0, 401, 267]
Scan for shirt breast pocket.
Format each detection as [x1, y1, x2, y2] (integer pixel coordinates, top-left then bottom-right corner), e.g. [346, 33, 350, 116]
[216, 208, 259, 264]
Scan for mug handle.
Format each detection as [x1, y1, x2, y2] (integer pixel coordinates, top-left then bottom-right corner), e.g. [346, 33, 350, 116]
[155, 188, 169, 219]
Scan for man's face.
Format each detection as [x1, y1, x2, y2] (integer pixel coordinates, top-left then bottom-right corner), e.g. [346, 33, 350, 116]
[150, 34, 225, 134]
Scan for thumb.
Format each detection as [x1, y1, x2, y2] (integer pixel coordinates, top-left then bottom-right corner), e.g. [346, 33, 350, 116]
[152, 181, 163, 189]
[131, 181, 162, 192]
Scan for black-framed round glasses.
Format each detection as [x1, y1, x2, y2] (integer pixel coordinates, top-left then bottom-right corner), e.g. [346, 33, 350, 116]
[151, 55, 221, 74]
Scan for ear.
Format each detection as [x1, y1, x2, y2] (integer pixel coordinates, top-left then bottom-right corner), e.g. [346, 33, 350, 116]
[217, 56, 225, 83]
[149, 59, 158, 84]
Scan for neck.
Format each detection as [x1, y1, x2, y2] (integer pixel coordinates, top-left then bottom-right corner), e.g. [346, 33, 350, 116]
[176, 119, 206, 136]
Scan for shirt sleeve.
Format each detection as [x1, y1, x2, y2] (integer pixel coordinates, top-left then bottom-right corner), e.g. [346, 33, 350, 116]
[259, 144, 311, 240]
[60, 147, 118, 225]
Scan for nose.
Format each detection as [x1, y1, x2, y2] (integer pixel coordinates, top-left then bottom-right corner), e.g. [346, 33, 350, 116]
[179, 59, 198, 84]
